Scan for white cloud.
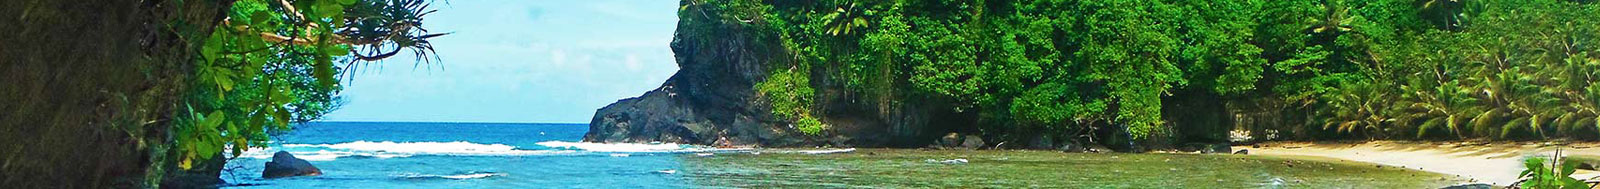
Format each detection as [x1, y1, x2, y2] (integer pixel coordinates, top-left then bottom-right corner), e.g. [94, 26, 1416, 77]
[550, 49, 568, 66]
[624, 54, 642, 71]
[324, 0, 682, 123]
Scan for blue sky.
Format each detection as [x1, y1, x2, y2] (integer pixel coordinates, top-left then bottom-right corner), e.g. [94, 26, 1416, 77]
[322, 0, 680, 123]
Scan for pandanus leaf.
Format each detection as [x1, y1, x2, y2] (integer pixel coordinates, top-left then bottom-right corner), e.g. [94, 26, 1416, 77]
[1446, 114, 1462, 136]
[1530, 115, 1542, 137]
[1473, 108, 1503, 134]
[1502, 117, 1530, 138]
[1340, 121, 1360, 133]
[1555, 113, 1575, 134]
[1584, 117, 1600, 131]
[1418, 117, 1446, 138]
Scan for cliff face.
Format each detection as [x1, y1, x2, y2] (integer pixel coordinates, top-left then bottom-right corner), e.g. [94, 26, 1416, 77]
[0, 0, 231, 187]
[584, 3, 792, 146]
[584, 1, 969, 148]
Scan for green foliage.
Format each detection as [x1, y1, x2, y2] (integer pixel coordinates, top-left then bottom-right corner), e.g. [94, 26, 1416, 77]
[692, 0, 1600, 143]
[1308, 0, 1600, 140]
[1517, 154, 1589, 188]
[176, 0, 443, 169]
[757, 68, 825, 135]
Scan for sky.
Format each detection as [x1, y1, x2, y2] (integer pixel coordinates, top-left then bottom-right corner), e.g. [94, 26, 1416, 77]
[321, 0, 681, 123]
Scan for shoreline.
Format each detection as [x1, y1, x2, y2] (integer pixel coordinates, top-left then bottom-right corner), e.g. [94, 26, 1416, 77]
[684, 148, 1463, 188]
[1237, 140, 1600, 186]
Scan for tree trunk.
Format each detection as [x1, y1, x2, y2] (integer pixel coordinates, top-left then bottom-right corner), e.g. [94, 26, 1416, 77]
[0, 0, 233, 187]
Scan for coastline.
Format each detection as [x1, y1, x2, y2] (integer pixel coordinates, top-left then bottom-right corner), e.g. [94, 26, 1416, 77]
[683, 148, 1465, 188]
[1238, 141, 1600, 186]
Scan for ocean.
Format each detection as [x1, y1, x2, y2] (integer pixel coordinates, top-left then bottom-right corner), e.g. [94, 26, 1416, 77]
[223, 122, 704, 188]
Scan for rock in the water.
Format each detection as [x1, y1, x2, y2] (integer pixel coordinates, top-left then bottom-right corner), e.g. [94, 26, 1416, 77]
[161, 152, 228, 188]
[1027, 135, 1055, 149]
[1205, 143, 1232, 154]
[1087, 144, 1113, 153]
[1177, 144, 1201, 152]
[925, 158, 969, 164]
[1233, 149, 1249, 155]
[263, 151, 322, 179]
[1060, 142, 1087, 153]
[961, 135, 985, 149]
[581, 7, 962, 148]
[939, 133, 962, 148]
[1438, 183, 1491, 189]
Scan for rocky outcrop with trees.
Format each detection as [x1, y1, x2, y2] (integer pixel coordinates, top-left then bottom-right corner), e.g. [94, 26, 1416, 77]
[587, 0, 1600, 150]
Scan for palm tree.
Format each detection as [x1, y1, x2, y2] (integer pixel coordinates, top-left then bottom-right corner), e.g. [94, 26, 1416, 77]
[1319, 80, 1396, 138]
[821, 1, 869, 36]
[1307, 0, 1355, 36]
[1417, 0, 1465, 31]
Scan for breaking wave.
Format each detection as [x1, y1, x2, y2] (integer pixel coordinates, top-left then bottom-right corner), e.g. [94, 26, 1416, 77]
[238, 140, 739, 161]
[239, 141, 574, 161]
[398, 172, 506, 180]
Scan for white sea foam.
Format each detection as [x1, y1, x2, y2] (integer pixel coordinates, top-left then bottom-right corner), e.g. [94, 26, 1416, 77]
[441, 173, 502, 179]
[237, 140, 747, 161]
[292, 150, 354, 161]
[399, 172, 505, 180]
[236, 141, 575, 161]
[283, 141, 540, 155]
[535, 141, 705, 152]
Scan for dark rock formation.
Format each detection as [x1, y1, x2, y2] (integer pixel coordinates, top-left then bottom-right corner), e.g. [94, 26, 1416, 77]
[1, 0, 233, 187]
[1027, 135, 1055, 150]
[263, 151, 322, 179]
[935, 133, 963, 148]
[1179, 142, 1234, 154]
[1233, 149, 1249, 155]
[1087, 144, 1114, 153]
[584, 0, 968, 148]
[160, 152, 227, 189]
[1209, 143, 1233, 154]
[961, 135, 986, 149]
[1059, 142, 1087, 153]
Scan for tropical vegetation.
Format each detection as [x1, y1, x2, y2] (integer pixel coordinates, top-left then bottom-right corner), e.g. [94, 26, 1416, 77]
[692, 0, 1600, 144]
[174, 0, 444, 169]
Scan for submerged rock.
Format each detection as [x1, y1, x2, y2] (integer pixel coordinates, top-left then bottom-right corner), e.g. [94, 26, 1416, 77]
[1182, 142, 1233, 154]
[1438, 183, 1491, 189]
[1059, 142, 1087, 153]
[161, 152, 227, 188]
[1206, 143, 1232, 154]
[263, 151, 322, 179]
[961, 135, 986, 149]
[1087, 144, 1113, 153]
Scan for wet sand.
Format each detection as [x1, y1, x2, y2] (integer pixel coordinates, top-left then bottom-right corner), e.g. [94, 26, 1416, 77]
[1238, 141, 1600, 186]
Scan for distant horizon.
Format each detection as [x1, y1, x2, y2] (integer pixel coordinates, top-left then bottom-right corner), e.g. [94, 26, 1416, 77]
[317, 0, 680, 123]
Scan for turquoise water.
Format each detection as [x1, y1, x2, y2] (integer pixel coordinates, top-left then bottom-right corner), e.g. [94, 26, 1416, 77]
[223, 122, 698, 188]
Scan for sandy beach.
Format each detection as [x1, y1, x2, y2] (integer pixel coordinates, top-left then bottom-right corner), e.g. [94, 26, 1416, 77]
[1239, 141, 1600, 186]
